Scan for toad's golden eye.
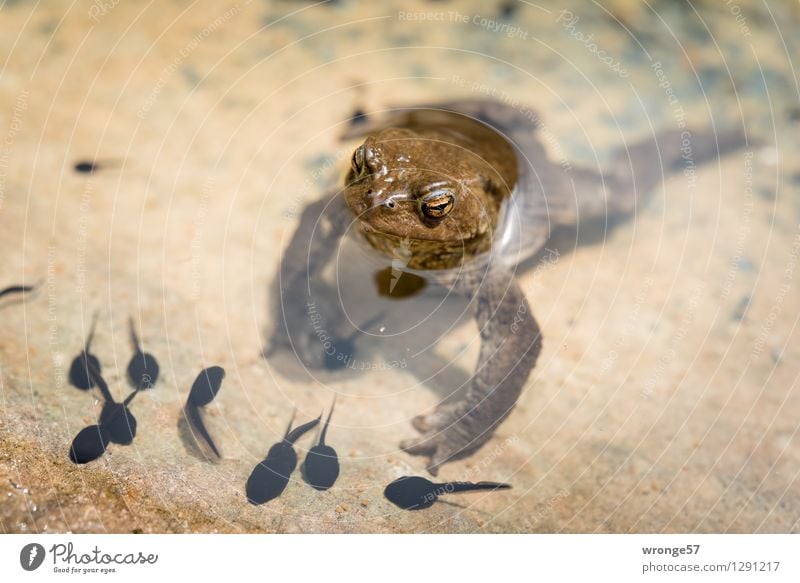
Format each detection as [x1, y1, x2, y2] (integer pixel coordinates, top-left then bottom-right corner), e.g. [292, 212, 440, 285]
[351, 145, 366, 175]
[419, 190, 455, 220]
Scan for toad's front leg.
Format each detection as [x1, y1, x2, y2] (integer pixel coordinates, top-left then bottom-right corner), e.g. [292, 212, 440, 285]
[401, 268, 542, 475]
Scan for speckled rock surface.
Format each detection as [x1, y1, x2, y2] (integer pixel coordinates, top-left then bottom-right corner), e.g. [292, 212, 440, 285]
[1, 0, 799, 533]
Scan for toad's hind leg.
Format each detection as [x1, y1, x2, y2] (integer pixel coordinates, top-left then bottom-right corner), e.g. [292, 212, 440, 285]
[401, 267, 542, 475]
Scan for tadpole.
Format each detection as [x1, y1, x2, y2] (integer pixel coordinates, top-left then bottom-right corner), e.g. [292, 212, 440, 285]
[91, 366, 138, 445]
[68, 366, 139, 464]
[246, 411, 321, 505]
[302, 396, 339, 491]
[184, 366, 226, 458]
[188, 365, 225, 406]
[0, 284, 37, 299]
[68, 312, 102, 392]
[0, 282, 39, 313]
[499, 0, 518, 20]
[383, 476, 511, 510]
[126, 316, 159, 390]
[349, 107, 368, 126]
[73, 159, 118, 174]
[69, 424, 109, 464]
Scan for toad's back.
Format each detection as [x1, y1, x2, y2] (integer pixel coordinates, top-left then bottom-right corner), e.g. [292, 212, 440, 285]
[345, 100, 746, 275]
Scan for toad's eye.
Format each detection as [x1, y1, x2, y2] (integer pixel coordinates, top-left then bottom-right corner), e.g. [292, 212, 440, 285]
[351, 146, 366, 175]
[419, 190, 455, 220]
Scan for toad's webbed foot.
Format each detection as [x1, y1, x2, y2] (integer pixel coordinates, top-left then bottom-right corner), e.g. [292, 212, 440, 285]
[411, 402, 463, 434]
[401, 402, 495, 476]
[401, 268, 542, 475]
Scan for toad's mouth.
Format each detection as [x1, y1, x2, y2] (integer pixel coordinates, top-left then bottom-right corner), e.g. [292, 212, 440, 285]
[355, 221, 492, 271]
[356, 219, 483, 244]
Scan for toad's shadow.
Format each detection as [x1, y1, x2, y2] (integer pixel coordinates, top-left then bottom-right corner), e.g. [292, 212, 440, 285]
[264, 214, 619, 404]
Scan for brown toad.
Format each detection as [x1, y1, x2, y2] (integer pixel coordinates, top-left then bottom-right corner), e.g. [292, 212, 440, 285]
[267, 100, 744, 474]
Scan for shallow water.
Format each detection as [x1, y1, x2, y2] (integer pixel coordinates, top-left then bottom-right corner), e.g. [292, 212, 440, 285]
[1, 0, 799, 533]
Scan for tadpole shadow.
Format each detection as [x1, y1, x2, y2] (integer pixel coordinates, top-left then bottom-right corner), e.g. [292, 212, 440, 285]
[0, 283, 40, 310]
[264, 282, 475, 405]
[178, 412, 220, 463]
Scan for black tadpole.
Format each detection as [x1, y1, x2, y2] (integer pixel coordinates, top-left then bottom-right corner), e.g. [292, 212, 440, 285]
[126, 317, 159, 390]
[73, 159, 118, 174]
[188, 366, 225, 407]
[68, 312, 101, 391]
[383, 476, 511, 511]
[98, 389, 138, 445]
[69, 367, 139, 464]
[0, 284, 37, 299]
[302, 396, 339, 491]
[90, 364, 138, 445]
[246, 411, 321, 505]
[349, 107, 368, 126]
[69, 425, 109, 464]
[184, 366, 226, 458]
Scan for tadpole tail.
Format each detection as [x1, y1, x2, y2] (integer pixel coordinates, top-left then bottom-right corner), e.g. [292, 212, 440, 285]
[319, 396, 336, 446]
[283, 408, 297, 439]
[0, 284, 36, 299]
[87, 360, 114, 403]
[85, 310, 99, 350]
[100, 391, 138, 425]
[128, 316, 141, 351]
[185, 404, 220, 458]
[437, 481, 512, 494]
[122, 390, 139, 407]
[96, 158, 122, 169]
[286, 413, 322, 444]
